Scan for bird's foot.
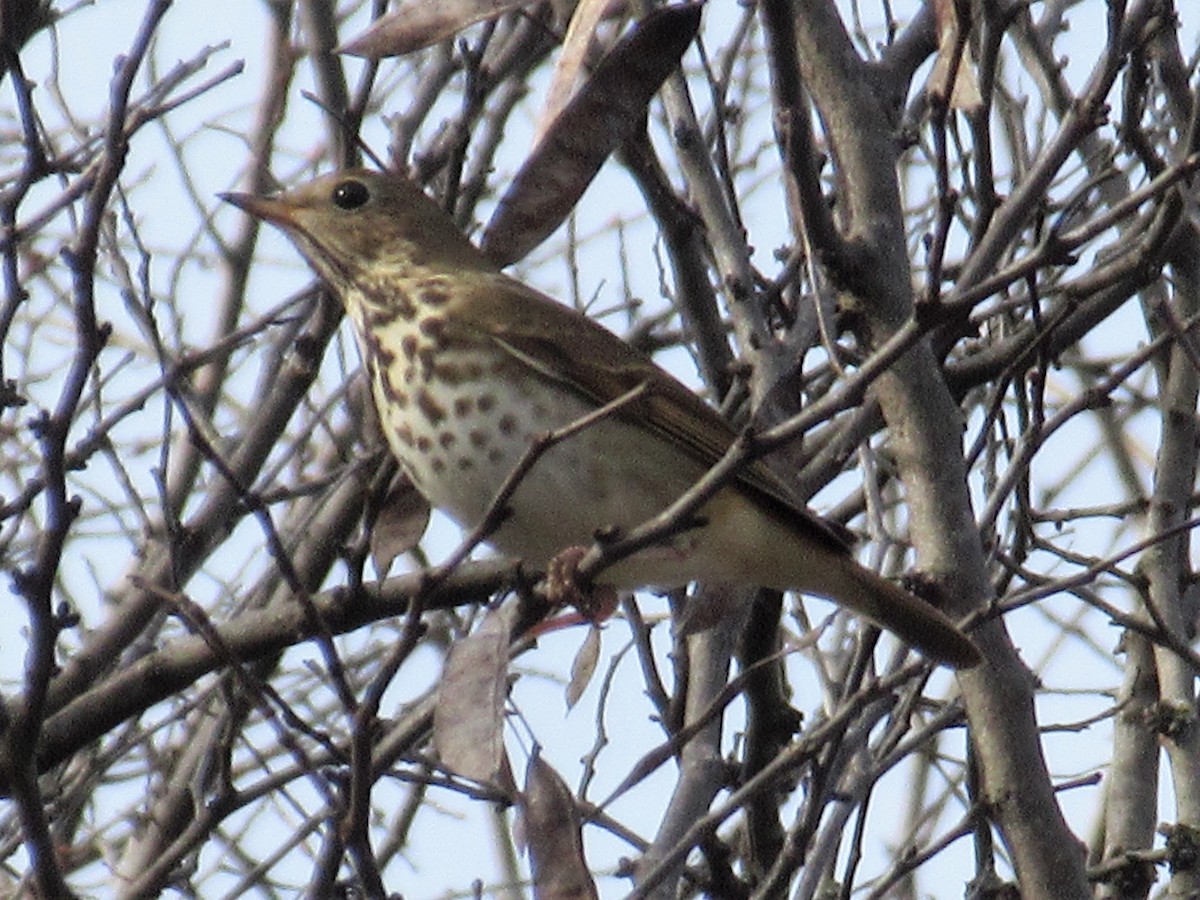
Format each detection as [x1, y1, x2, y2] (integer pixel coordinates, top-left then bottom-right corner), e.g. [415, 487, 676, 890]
[544, 545, 618, 625]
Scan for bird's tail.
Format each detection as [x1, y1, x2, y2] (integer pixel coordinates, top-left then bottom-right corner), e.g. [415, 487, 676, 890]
[812, 555, 981, 669]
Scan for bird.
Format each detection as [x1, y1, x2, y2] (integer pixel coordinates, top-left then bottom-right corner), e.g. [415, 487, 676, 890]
[220, 169, 980, 669]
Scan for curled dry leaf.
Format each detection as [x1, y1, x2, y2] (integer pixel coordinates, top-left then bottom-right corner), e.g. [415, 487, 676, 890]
[534, 0, 628, 147]
[481, 2, 704, 266]
[543, 544, 619, 624]
[369, 472, 431, 577]
[433, 601, 518, 793]
[929, 0, 983, 112]
[565, 624, 601, 709]
[674, 581, 746, 636]
[338, 0, 531, 58]
[522, 754, 599, 900]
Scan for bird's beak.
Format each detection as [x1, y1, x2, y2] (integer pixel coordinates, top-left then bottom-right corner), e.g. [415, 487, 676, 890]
[219, 192, 296, 228]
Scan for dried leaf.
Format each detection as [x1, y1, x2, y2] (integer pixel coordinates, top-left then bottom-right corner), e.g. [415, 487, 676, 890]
[369, 473, 431, 577]
[599, 734, 677, 807]
[929, 0, 983, 112]
[544, 545, 619, 624]
[534, 0, 628, 147]
[338, 0, 531, 58]
[674, 581, 743, 636]
[481, 2, 703, 266]
[433, 602, 517, 790]
[565, 625, 601, 709]
[522, 754, 599, 900]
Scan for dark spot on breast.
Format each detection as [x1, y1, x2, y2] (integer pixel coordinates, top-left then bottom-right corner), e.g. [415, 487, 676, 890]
[421, 286, 452, 307]
[396, 424, 415, 447]
[364, 283, 416, 319]
[416, 435, 433, 452]
[417, 348, 436, 377]
[401, 335, 418, 360]
[419, 316, 445, 341]
[366, 306, 397, 329]
[477, 394, 497, 414]
[498, 414, 518, 436]
[376, 366, 408, 409]
[364, 332, 393, 368]
[439, 431, 457, 449]
[457, 457, 474, 471]
[433, 362, 468, 385]
[416, 389, 447, 424]
[454, 397, 474, 417]
[469, 429, 489, 449]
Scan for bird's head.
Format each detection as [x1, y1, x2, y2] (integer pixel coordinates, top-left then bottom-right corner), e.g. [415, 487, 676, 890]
[221, 169, 494, 290]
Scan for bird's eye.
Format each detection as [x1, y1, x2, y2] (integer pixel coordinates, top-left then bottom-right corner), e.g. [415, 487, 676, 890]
[331, 179, 370, 210]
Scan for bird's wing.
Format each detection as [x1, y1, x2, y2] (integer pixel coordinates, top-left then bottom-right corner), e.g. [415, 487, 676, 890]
[449, 271, 853, 555]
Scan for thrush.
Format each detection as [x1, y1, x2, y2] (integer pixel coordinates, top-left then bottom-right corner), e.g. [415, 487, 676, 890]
[221, 169, 980, 669]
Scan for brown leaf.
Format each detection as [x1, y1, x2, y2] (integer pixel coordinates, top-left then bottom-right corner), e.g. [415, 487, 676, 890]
[338, 0, 532, 58]
[433, 602, 517, 791]
[522, 754, 599, 900]
[534, 0, 629, 147]
[369, 473, 431, 577]
[565, 625, 601, 709]
[598, 734, 677, 808]
[674, 581, 743, 636]
[929, 0, 983, 112]
[481, 2, 703, 266]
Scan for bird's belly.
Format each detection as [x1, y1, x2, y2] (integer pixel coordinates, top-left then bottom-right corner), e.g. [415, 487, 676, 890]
[371, 363, 711, 582]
